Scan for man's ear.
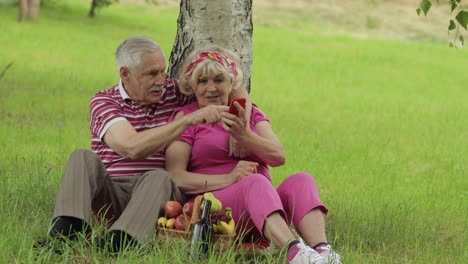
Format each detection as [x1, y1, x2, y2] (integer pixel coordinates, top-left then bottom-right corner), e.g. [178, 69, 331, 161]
[120, 66, 130, 80]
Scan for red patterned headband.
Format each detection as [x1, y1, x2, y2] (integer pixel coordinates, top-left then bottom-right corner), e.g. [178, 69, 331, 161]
[185, 51, 238, 77]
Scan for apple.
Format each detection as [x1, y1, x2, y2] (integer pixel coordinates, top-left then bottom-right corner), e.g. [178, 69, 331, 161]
[164, 201, 182, 219]
[175, 214, 190, 231]
[175, 214, 192, 231]
[182, 201, 194, 216]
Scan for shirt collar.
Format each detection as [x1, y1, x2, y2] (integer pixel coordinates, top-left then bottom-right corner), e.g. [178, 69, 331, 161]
[118, 79, 131, 100]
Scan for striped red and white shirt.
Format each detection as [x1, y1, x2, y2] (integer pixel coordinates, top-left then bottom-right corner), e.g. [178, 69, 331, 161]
[89, 79, 191, 177]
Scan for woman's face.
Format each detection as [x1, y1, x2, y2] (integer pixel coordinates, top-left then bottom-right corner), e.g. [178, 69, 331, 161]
[194, 70, 231, 107]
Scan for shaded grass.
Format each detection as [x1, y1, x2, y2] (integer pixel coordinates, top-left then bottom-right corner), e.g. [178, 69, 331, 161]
[1, 1, 467, 263]
[251, 27, 467, 263]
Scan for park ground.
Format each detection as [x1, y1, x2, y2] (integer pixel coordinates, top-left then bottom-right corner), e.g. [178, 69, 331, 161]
[0, 0, 466, 263]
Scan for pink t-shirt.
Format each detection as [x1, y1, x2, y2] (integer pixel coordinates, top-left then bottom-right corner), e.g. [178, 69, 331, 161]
[89, 79, 191, 177]
[171, 102, 271, 180]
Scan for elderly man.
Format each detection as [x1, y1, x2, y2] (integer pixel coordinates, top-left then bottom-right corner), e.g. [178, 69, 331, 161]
[37, 36, 250, 252]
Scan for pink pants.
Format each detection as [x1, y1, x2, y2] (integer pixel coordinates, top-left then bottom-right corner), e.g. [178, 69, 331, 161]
[210, 172, 327, 240]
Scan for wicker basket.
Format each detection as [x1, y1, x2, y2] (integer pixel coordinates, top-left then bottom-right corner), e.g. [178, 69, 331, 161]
[156, 195, 234, 243]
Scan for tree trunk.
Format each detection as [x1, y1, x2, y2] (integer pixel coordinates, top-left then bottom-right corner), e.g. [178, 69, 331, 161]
[18, 0, 41, 22]
[18, 0, 28, 22]
[89, 0, 98, 18]
[168, 0, 253, 91]
[27, 0, 41, 21]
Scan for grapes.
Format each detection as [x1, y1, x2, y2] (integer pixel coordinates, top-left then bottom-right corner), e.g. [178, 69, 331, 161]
[210, 211, 232, 223]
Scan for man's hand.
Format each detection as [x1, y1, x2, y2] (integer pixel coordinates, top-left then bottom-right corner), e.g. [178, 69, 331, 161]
[185, 105, 229, 126]
[229, 160, 258, 183]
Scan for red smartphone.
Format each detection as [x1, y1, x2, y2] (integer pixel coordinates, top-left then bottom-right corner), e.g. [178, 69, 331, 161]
[228, 98, 246, 117]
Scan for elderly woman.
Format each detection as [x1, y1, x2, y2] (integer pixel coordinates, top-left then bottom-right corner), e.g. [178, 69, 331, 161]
[165, 47, 341, 264]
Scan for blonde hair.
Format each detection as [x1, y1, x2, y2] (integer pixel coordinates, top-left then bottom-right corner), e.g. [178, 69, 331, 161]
[179, 46, 243, 96]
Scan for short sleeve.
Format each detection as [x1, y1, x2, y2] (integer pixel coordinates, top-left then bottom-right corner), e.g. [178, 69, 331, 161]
[167, 104, 198, 146]
[89, 95, 125, 141]
[177, 127, 195, 146]
[250, 106, 270, 126]
[167, 107, 183, 123]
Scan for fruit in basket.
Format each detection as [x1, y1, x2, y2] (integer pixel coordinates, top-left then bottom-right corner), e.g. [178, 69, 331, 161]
[225, 207, 232, 217]
[175, 214, 191, 231]
[157, 216, 167, 227]
[214, 207, 235, 235]
[166, 218, 176, 229]
[164, 201, 183, 218]
[202, 192, 222, 213]
[217, 220, 235, 236]
[210, 211, 231, 223]
[182, 201, 194, 216]
[227, 218, 235, 233]
[225, 207, 235, 233]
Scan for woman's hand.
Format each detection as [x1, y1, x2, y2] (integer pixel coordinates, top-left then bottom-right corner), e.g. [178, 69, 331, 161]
[221, 102, 250, 141]
[229, 160, 258, 183]
[228, 136, 248, 158]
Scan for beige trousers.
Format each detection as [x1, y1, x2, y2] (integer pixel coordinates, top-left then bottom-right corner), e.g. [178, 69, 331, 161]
[53, 149, 185, 243]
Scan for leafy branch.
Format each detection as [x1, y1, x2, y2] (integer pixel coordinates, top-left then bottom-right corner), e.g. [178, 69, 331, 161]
[417, 0, 468, 47]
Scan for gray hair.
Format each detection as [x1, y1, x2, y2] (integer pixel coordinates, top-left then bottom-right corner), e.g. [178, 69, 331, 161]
[115, 36, 163, 73]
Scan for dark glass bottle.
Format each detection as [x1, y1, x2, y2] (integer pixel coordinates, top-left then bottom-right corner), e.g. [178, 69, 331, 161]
[189, 199, 213, 260]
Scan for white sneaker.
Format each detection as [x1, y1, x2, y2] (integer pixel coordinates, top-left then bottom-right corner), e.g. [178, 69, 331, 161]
[297, 237, 342, 264]
[316, 244, 342, 264]
[288, 242, 327, 264]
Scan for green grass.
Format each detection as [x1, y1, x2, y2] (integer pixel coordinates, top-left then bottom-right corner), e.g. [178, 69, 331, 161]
[1, 1, 467, 263]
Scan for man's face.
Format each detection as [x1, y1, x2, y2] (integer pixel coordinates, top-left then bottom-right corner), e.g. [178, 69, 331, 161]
[121, 50, 166, 105]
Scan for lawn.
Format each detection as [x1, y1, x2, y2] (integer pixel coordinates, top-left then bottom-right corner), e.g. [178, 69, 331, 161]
[0, 1, 466, 263]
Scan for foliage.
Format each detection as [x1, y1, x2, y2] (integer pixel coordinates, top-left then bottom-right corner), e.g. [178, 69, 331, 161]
[417, 0, 468, 47]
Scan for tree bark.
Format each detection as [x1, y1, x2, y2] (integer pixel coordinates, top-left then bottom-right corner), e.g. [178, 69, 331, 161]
[168, 0, 253, 91]
[27, 0, 41, 21]
[89, 0, 98, 18]
[18, 0, 28, 22]
[18, 0, 41, 22]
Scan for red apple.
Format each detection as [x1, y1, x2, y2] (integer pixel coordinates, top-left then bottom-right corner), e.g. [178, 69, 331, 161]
[175, 214, 191, 231]
[164, 201, 182, 219]
[175, 214, 186, 231]
[182, 201, 194, 216]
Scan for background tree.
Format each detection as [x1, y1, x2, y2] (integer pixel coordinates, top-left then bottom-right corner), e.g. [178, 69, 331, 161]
[18, 0, 41, 22]
[167, 0, 253, 91]
[89, 0, 119, 18]
[418, 0, 468, 46]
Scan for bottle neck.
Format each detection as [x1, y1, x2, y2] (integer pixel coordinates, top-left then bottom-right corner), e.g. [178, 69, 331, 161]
[201, 199, 211, 219]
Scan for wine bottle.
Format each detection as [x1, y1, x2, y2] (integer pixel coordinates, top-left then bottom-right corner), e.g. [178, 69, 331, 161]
[189, 199, 213, 259]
